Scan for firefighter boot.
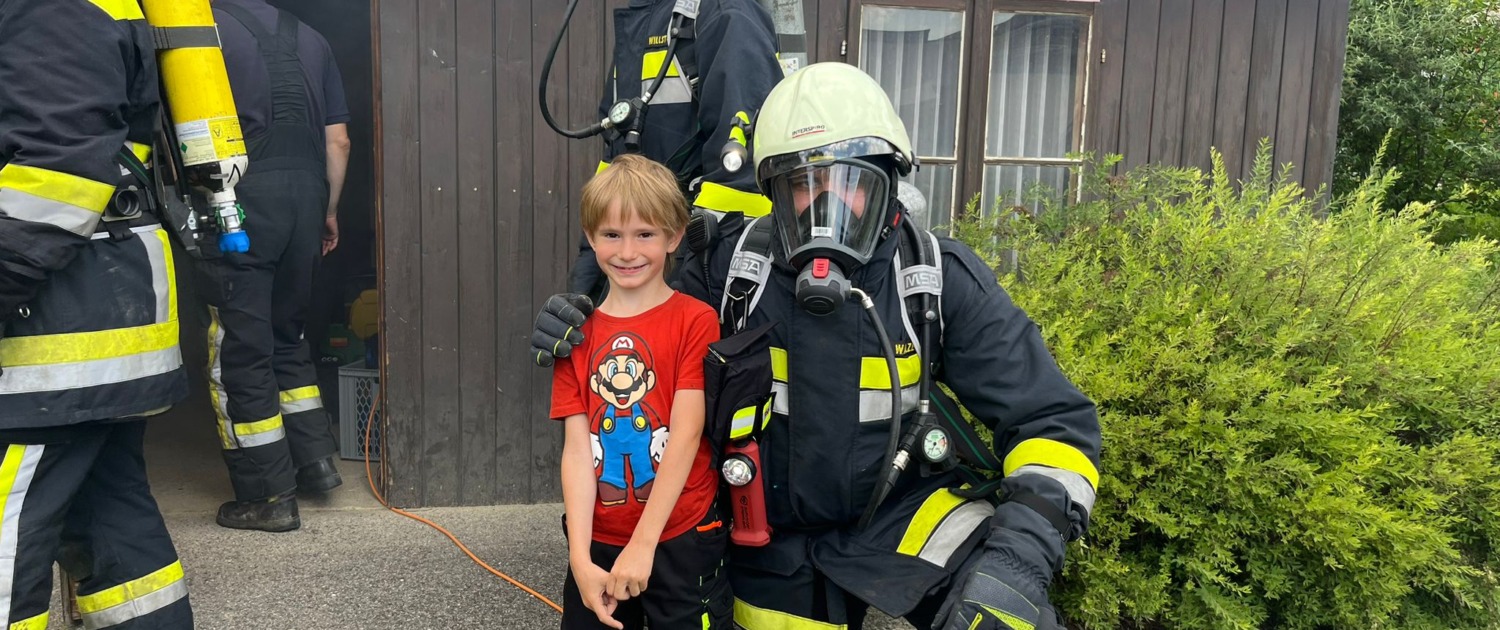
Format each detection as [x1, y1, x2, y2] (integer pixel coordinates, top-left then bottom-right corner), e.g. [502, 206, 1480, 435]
[217, 491, 301, 532]
[296, 456, 343, 494]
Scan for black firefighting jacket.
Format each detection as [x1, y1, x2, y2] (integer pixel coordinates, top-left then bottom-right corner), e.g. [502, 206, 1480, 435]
[601, 0, 782, 214]
[0, 0, 188, 427]
[678, 206, 1102, 611]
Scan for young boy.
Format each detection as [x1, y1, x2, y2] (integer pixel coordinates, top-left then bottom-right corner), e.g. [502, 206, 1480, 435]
[550, 154, 729, 629]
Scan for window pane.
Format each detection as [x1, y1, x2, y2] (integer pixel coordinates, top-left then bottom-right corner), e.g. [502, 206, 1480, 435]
[986, 13, 1087, 159]
[760, 0, 808, 74]
[981, 164, 1071, 214]
[859, 7, 965, 160]
[902, 164, 956, 230]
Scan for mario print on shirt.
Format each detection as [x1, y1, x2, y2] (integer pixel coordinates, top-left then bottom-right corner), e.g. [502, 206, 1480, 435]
[589, 333, 669, 506]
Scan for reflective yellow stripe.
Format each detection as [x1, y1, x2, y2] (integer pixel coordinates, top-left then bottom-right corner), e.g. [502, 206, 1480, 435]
[596, 161, 610, 175]
[897, 489, 963, 556]
[729, 402, 772, 439]
[988, 607, 1035, 630]
[206, 307, 234, 449]
[695, 181, 771, 217]
[76, 560, 184, 613]
[1003, 439, 1099, 490]
[641, 50, 682, 80]
[0, 321, 177, 368]
[279, 386, 321, 403]
[770, 347, 787, 382]
[235, 414, 284, 438]
[702, 612, 711, 630]
[858, 354, 921, 390]
[734, 598, 846, 629]
[8, 612, 47, 630]
[157, 229, 178, 323]
[88, 0, 145, 20]
[126, 141, 153, 164]
[0, 164, 112, 234]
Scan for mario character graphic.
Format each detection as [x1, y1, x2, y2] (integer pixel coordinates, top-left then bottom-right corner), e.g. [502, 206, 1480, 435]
[589, 333, 669, 506]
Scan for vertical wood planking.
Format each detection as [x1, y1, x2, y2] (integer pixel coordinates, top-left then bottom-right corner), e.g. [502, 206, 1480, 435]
[1273, 0, 1318, 187]
[1149, 0, 1194, 166]
[493, 0, 536, 504]
[377, 0, 424, 507]
[1241, 0, 1287, 178]
[1181, 0, 1224, 172]
[1088, 0, 1129, 162]
[1304, 0, 1351, 199]
[1118, 0, 1159, 169]
[455, 0, 498, 506]
[1212, 0, 1255, 180]
[530, 0, 571, 502]
[418, 0, 461, 507]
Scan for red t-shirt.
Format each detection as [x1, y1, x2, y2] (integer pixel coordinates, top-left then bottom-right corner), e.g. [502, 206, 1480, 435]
[550, 291, 721, 546]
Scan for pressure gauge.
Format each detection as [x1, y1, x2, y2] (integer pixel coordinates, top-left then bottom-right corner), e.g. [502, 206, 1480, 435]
[919, 426, 950, 464]
[722, 454, 757, 487]
[607, 100, 634, 127]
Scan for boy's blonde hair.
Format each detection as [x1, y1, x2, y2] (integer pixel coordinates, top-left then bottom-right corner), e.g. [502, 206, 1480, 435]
[580, 154, 689, 235]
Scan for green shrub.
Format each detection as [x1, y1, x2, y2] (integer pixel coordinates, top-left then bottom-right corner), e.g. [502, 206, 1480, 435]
[951, 146, 1500, 629]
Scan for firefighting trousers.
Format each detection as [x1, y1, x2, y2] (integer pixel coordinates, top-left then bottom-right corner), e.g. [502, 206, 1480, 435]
[0, 421, 192, 630]
[198, 169, 336, 502]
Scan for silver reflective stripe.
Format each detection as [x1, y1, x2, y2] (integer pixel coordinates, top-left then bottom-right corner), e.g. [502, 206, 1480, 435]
[80, 579, 187, 629]
[280, 396, 323, 415]
[770, 381, 789, 416]
[206, 306, 236, 450]
[0, 188, 102, 236]
[1011, 464, 1097, 516]
[644, 69, 693, 105]
[0, 347, 180, 395]
[0, 445, 44, 628]
[137, 228, 171, 323]
[918, 499, 993, 567]
[235, 422, 286, 449]
[857, 386, 919, 423]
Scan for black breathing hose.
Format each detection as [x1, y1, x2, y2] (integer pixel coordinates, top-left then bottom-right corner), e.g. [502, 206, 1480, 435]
[853, 288, 904, 530]
[539, 0, 603, 139]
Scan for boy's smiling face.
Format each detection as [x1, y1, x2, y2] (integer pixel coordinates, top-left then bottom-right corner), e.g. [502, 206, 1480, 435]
[586, 200, 683, 294]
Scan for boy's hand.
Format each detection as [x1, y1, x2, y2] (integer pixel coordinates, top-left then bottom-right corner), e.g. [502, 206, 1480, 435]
[607, 540, 656, 601]
[573, 560, 624, 629]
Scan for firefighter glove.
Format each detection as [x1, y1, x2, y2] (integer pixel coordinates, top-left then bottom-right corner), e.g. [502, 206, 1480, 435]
[531, 293, 594, 367]
[938, 548, 1059, 630]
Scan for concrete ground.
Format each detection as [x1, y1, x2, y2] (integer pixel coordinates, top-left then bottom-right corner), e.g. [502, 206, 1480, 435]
[46, 382, 914, 629]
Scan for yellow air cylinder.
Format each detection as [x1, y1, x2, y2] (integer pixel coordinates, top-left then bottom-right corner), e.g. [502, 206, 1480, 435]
[140, 0, 247, 169]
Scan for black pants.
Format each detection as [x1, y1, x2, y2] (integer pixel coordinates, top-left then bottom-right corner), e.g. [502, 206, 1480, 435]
[0, 421, 192, 629]
[561, 508, 733, 629]
[198, 168, 337, 502]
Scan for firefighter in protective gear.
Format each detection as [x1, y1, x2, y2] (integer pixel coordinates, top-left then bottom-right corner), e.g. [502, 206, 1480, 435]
[568, 0, 784, 299]
[201, 0, 349, 532]
[534, 63, 1101, 629]
[0, 0, 193, 627]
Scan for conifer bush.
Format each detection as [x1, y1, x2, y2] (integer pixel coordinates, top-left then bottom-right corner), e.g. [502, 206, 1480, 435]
[950, 146, 1500, 629]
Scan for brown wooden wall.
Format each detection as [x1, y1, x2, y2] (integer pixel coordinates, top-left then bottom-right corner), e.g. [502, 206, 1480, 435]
[1088, 0, 1351, 193]
[376, 0, 618, 506]
[374, 0, 1351, 507]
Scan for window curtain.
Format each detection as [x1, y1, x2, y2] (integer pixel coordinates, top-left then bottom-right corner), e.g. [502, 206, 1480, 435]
[981, 13, 1085, 212]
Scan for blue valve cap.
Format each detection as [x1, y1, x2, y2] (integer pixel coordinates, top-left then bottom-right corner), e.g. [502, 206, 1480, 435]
[218, 231, 251, 253]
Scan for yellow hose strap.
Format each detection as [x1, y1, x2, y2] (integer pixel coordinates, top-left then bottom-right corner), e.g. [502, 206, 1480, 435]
[695, 181, 771, 217]
[1003, 439, 1099, 490]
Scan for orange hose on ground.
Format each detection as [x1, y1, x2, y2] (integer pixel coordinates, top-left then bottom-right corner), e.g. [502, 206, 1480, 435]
[363, 396, 563, 614]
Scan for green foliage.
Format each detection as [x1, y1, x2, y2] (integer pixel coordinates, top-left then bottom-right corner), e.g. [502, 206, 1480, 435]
[952, 146, 1500, 629]
[1337, 0, 1500, 243]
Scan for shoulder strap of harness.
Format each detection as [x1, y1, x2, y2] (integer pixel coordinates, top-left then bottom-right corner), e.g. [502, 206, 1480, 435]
[721, 215, 774, 334]
[671, 0, 701, 97]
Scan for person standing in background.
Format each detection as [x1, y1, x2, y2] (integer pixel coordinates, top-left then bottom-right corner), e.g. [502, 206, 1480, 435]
[202, 0, 352, 532]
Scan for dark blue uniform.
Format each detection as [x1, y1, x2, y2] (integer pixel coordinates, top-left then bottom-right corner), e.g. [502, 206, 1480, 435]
[678, 208, 1101, 627]
[570, 0, 783, 297]
[0, 1, 192, 627]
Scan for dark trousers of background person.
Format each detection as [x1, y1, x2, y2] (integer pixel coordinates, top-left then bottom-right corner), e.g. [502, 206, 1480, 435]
[199, 166, 338, 502]
[0, 421, 193, 629]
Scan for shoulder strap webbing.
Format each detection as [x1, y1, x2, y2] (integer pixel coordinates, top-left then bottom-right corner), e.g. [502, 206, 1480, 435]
[894, 218, 944, 358]
[721, 216, 774, 333]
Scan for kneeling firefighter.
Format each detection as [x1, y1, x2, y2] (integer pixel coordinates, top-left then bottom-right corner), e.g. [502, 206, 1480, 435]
[539, 0, 784, 301]
[533, 62, 1102, 629]
[0, 0, 257, 626]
